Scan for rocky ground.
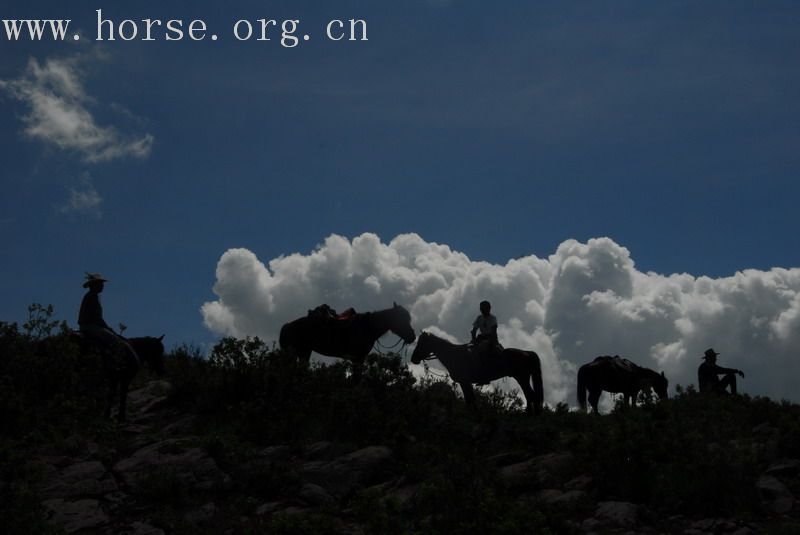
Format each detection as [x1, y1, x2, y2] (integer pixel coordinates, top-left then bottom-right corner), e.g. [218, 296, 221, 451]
[28, 380, 800, 534]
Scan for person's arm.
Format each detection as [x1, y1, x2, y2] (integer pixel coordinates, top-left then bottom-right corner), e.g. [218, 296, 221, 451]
[716, 364, 745, 377]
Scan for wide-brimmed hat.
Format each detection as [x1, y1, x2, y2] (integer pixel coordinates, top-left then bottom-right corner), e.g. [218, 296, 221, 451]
[702, 348, 720, 360]
[82, 272, 108, 288]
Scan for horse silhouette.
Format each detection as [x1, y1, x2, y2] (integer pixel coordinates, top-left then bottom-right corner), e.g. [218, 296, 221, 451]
[279, 303, 416, 366]
[577, 355, 668, 413]
[71, 332, 166, 422]
[410, 331, 544, 414]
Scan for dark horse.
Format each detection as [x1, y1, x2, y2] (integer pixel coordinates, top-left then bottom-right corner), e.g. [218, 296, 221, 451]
[577, 355, 668, 413]
[279, 303, 416, 366]
[71, 332, 166, 422]
[410, 332, 544, 414]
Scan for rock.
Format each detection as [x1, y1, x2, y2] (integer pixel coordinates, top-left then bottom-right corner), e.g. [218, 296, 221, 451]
[161, 415, 198, 436]
[43, 498, 109, 533]
[581, 517, 601, 532]
[255, 501, 283, 516]
[113, 438, 230, 492]
[299, 482, 336, 506]
[594, 501, 639, 528]
[260, 445, 292, 462]
[127, 380, 172, 414]
[752, 423, 780, 439]
[488, 451, 525, 467]
[549, 490, 588, 509]
[41, 460, 117, 499]
[756, 475, 794, 514]
[565, 474, 594, 491]
[184, 502, 217, 525]
[304, 441, 334, 459]
[118, 521, 166, 535]
[498, 452, 575, 488]
[766, 459, 800, 477]
[381, 483, 420, 510]
[689, 518, 717, 531]
[301, 446, 393, 498]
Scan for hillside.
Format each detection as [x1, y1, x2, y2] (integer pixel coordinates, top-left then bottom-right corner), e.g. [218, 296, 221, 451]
[2, 307, 800, 534]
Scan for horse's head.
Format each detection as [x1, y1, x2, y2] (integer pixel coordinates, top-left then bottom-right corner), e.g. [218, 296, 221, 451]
[410, 331, 432, 364]
[132, 334, 166, 376]
[389, 302, 416, 344]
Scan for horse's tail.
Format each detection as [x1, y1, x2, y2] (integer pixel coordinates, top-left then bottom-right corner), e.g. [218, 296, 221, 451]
[577, 364, 588, 412]
[530, 352, 544, 414]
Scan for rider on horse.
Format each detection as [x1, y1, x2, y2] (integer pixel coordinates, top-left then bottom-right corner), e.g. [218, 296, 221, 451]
[698, 348, 744, 395]
[470, 300, 503, 359]
[78, 273, 138, 371]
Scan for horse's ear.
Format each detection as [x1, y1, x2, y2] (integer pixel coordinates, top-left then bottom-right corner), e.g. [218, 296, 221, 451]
[158, 334, 165, 341]
[661, 371, 665, 378]
[393, 301, 397, 308]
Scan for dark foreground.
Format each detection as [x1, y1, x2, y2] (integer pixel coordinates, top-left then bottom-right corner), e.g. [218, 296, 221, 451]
[2, 319, 800, 534]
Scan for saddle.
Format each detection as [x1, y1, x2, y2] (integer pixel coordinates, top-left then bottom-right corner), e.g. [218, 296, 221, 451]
[307, 304, 357, 329]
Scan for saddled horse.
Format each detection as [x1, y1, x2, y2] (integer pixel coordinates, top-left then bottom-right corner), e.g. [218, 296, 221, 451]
[279, 303, 416, 366]
[70, 332, 166, 422]
[577, 355, 668, 413]
[410, 331, 544, 414]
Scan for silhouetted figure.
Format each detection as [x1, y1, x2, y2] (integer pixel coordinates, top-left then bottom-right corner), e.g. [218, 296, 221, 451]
[470, 300, 503, 359]
[280, 303, 416, 367]
[698, 348, 744, 394]
[79, 273, 139, 414]
[577, 355, 669, 413]
[411, 331, 544, 414]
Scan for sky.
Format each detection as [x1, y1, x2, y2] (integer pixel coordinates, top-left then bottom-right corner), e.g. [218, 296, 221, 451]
[2, 1, 800, 406]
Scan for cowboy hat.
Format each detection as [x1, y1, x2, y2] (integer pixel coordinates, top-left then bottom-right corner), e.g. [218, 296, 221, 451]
[702, 348, 720, 360]
[82, 272, 108, 288]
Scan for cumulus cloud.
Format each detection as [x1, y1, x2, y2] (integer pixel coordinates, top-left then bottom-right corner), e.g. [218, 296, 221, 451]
[202, 233, 800, 406]
[0, 54, 153, 162]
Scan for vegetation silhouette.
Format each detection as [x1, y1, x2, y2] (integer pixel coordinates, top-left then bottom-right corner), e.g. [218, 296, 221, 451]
[279, 303, 416, 366]
[577, 355, 668, 413]
[410, 331, 544, 414]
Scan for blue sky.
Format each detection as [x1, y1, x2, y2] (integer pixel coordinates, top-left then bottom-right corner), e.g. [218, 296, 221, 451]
[3, 1, 800, 351]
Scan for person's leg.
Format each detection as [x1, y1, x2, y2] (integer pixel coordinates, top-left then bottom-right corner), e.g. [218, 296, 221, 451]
[719, 373, 737, 394]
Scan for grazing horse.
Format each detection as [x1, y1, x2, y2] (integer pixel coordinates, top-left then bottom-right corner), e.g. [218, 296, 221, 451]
[279, 303, 416, 366]
[410, 331, 544, 414]
[577, 355, 668, 413]
[71, 332, 166, 422]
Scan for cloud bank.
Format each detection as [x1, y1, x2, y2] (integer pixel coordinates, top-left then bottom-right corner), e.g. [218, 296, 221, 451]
[0, 55, 153, 162]
[202, 233, 800, 406]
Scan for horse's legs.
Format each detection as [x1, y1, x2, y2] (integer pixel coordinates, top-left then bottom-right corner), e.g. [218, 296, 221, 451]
[515, 375, 537, 414]
[588, 389, 602, 414]
[460, 382, 476, 409]
[349, 355, 365, 382]
[298, 348, 312, 367]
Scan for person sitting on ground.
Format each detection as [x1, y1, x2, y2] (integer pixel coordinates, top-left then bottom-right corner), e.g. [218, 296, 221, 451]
[698, 348, 744, 394]
[470, 300, 503, 358]
[78, 273, 138, 371]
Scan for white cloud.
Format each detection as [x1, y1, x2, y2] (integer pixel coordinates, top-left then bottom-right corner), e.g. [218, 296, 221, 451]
[59, 175, 102, 217]
[0, 55, 153, 162]
[202, 233, 800, 406]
